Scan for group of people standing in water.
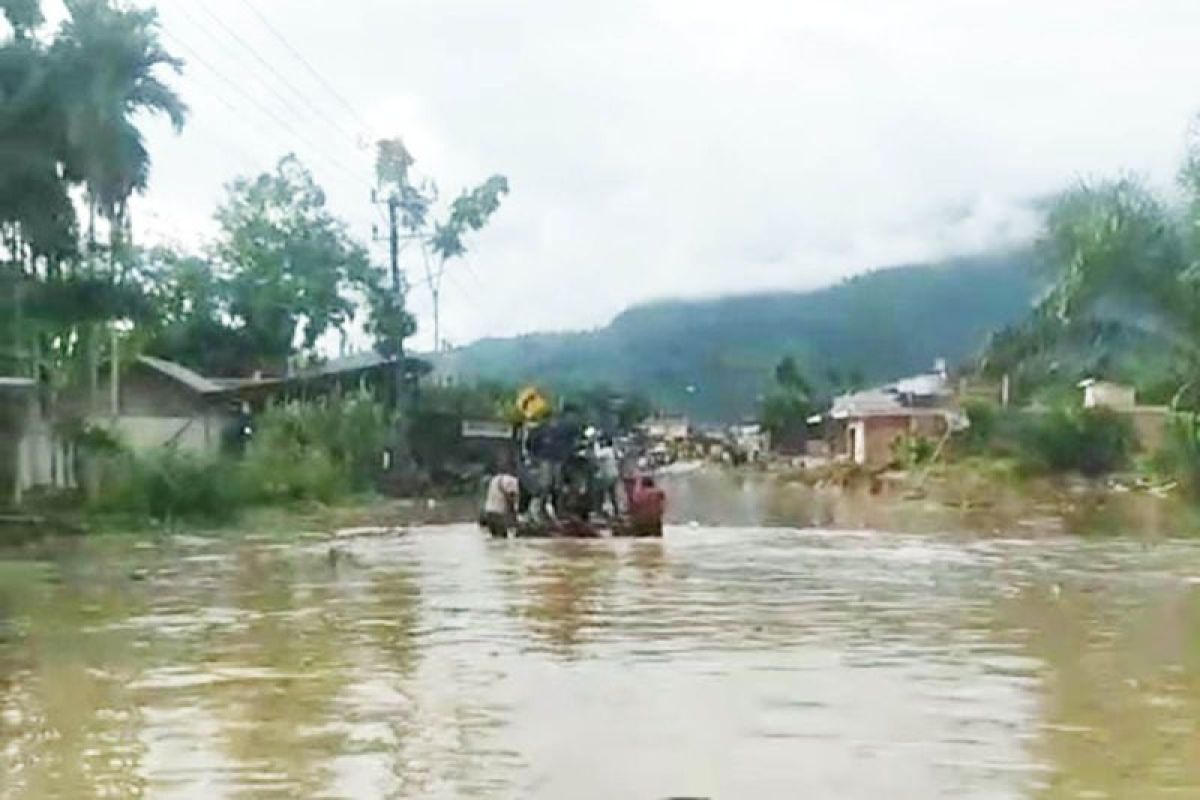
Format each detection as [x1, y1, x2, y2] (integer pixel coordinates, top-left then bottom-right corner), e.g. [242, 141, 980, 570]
[480, 398, 638, 538]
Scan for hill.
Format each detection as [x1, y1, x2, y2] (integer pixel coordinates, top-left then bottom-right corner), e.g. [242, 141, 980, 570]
[438, 251, 1041, 421]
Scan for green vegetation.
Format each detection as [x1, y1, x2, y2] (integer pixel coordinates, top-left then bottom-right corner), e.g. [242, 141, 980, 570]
[1, 0, 187, 391]
[981, 134, 1200, 409]
[964, 116, 1200, 493]
[956, 401, 1134, 478]
[373, 137, 508, 354]
[0, 1, 522, 527]
[1154, 416, 1200, 496]
[759, 356, 814, 446]
[0, 1, 416, 420]
[1013, 408, 1135, 477]
[892, 433, 937, 469]
[81, 392, 395, 525]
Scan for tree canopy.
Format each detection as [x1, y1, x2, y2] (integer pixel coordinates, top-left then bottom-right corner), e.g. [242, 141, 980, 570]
[0, 0, 185, 389]
[982, 131, 1200, 407]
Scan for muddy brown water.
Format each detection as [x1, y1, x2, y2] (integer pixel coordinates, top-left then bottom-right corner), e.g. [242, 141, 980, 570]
[2, 470, 1200, 799]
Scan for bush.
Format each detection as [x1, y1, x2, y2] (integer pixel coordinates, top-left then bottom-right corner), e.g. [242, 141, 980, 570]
[1015, 406, 1135, 476]
[891, 433, 936, 468]
[92, 449, 246, 523]
[1155, 414, 1200, 495]
[241, 392, 394, 502]
[960, 401, 998, 453]
[80, 393, 396, 524]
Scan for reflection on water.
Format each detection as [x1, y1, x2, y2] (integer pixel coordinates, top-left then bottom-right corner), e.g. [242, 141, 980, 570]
[2, 476, 1200, 798]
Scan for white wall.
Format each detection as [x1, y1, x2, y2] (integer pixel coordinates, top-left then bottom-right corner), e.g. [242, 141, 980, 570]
[1083, 383, 1137, 412]
[18, 423, 76, 491]
[91, 415, 223, 454]
[850, 421, 866, 465]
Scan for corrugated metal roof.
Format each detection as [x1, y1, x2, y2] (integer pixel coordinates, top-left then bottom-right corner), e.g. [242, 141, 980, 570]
[137, 355, 225, 394]
[891, 372, 949, 396]
[830, 370, 954, 420]
[294, 352, 431, 380]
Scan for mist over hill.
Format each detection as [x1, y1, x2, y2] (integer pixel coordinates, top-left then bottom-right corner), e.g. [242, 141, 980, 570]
[437, 251, 1041, 421]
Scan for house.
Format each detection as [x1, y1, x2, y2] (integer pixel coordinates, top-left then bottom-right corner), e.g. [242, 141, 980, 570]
[640, 415, 691, 442]
[0, 358, 240, 498]
[7, 350, 436, 497]
[729, 422, 771, 462]
[825, 364, 967, 468]
[229, 351, 432, 405]
[74, 356, 241, 454]
[1079, 379, 1137, 412]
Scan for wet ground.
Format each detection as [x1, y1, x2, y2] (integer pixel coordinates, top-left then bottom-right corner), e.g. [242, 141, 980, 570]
[2, 471, 1200, 798]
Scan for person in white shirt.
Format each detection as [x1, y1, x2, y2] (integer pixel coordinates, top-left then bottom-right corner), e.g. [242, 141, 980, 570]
[593, 436, 621, 515]
[480, 473, 519, 538]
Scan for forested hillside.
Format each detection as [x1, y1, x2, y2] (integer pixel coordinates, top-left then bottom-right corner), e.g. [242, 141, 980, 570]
[440, 251, 1041, 421]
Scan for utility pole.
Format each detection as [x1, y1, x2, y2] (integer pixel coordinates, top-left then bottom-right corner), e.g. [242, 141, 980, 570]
[387, 196, 401, 298]
[377, 187, 424, 485]
[383, 193, 412, 473]
[376, 189, 406, 408]
[387, 194, 404, 405]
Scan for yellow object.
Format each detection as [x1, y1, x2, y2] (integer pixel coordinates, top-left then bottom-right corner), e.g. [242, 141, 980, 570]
[517, 386, 551, 421]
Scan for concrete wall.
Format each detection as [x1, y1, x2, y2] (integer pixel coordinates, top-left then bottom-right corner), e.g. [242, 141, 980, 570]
[861, 417, 910, 468]
[844, 414, 948, 468]
[1084, 383, 1137, 412]
[90, 414, 225, 454]
[1129, 408, 1169, 454]
[18, 422, 75, 491]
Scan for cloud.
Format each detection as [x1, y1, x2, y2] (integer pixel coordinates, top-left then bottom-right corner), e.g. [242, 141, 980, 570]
[110, 0, 1200, 349]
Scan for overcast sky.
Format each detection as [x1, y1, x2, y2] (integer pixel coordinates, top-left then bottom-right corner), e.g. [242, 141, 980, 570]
[44, 0, 1200, 350]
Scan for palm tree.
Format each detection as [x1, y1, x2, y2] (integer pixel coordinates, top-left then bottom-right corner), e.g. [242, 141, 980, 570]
[50, 0, 186, 397]
[53, 0, 186, 256]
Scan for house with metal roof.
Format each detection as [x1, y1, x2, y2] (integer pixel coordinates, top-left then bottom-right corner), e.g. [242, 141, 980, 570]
[824, 362, 968, 468]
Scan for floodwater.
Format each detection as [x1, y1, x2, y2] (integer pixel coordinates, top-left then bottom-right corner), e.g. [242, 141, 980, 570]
[2, 473, 1200, 799]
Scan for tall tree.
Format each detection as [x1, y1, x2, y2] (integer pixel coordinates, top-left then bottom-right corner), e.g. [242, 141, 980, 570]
[984, 135, 1200, 407]
[374, 135, 507, 353]
[53, 0, 186, 245]
[760, 355, 812, 444]
[1, 0, 43, 39]
[426, 175, 508, 351]
[216, 155, 376, 374]
[370, 138, 420, 361]
[135, 246, 248, 376]
[45, 0, 185, 402]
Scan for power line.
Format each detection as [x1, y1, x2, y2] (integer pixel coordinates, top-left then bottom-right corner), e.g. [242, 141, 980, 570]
[184, 3, 367, 155]
[162, 25, 376, 192]
[160, 67, 271, 171]
[235, 0, 374, 136]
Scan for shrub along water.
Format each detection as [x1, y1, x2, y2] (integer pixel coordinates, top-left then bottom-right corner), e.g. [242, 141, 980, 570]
[957, 402, 1135, 477]
[1014, 407, 1135, 476]
[87, 392, 395, 525]
[91, 449, 246, 524]
[1155, 414, 1200, 496]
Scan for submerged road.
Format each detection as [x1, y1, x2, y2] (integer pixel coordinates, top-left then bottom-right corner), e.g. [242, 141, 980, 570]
[2, 472, 1199, 798]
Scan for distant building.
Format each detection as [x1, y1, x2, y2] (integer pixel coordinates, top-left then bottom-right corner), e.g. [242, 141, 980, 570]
[824, 362, 967, 468]
[77, 355, 240, 454]
[1078, 378, 1137, 412]
[230, 351, 431, 404]
[640, 415, 691, 442]
[10, 350, 434, 496]
[729, 422, 770, 462]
